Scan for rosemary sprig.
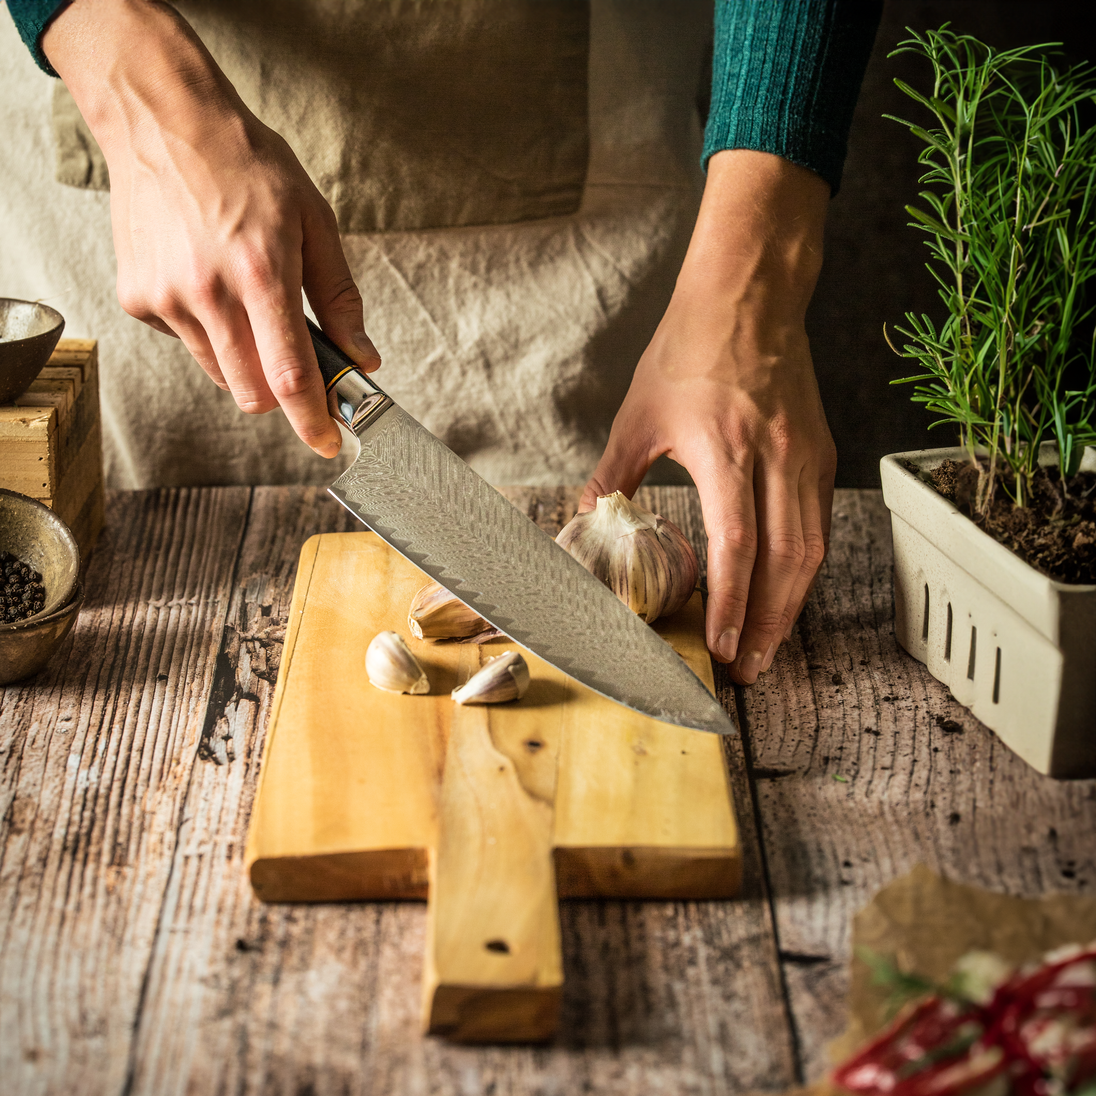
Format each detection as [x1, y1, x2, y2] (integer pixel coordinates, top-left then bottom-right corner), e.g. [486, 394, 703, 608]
[857, 948, 951, 1017]
[886, 26, 1096, 513]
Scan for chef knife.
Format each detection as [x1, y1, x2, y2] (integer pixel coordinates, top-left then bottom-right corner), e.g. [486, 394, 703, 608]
[308, 319, 735, 736]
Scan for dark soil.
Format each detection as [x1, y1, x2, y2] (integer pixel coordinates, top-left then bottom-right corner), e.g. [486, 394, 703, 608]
[1, 551, 47, 622]
[907, 458, 1096, 585]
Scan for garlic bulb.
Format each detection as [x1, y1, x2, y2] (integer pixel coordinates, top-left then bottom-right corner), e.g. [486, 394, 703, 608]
[452, 651, 530, 704]
[555, 492, 698, 624]
[366, 631, 430, 694]
[408, 580, 491, 640]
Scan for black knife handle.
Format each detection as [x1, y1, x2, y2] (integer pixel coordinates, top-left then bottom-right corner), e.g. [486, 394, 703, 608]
[307, 317, 361, 391]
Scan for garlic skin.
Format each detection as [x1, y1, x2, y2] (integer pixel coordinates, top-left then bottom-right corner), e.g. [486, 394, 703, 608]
[408, 580, 491, 640]
[366, 631, 430, 694]
[555, 492, 698, 624]
[452, 651, 530, 704]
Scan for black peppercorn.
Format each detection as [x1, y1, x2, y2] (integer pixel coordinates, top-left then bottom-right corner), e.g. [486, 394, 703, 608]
[0, 551, 47, 622]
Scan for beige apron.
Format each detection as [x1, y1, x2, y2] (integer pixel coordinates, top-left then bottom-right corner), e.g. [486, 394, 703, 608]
[55, 0, 592, 232]
[2, 0, 711, 488]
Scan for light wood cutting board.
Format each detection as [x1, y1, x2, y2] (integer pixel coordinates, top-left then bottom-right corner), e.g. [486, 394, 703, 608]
[246, 531, 740, 1042]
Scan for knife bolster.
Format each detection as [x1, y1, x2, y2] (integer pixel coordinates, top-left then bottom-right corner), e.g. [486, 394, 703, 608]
[328, 370, 393, 437]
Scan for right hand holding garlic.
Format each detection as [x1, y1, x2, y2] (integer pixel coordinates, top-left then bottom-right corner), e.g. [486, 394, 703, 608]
[581, 151, 835, 686]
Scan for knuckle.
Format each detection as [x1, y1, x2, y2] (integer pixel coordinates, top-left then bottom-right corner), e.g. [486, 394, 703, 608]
[710, 524, 758, 558]
[266, 361, 316, 402]
[186, 277, 221, 315]
[747, 608, 786, 635]
[235, 392, 277, 415]
[801, 532, 827, 571]
[234, 390, 278, 414]
[765, 531, 806, 568]
[117, 281, 166, 323]
[765, 421, 799, 461]
[326, 275, 364, 313]
[235, 248, 279, 295]
[709, 584, 750, 616]
[317, 199, 340, 233]
[116, 284, 144, 318]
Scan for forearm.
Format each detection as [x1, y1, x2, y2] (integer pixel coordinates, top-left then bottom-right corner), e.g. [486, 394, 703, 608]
[672, 149, 830, 368]
[42, 0, 248, 161]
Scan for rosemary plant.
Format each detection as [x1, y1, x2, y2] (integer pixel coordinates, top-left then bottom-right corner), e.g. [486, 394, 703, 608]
[886, 27, 1096, 513]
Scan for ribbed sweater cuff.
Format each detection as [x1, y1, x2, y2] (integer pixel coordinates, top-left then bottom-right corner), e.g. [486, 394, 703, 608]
[6, 0, 71, 75]
[703, 0, 881, 194]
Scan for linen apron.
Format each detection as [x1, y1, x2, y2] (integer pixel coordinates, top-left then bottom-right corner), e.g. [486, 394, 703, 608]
[0, 0, 711, 488]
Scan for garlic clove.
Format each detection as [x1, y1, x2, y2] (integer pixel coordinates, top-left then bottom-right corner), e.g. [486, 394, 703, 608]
[366, 630, 431, 695]
[408, 580, 492, 640]
[555, 491, 698, 624]
[451, 651, 530, 704]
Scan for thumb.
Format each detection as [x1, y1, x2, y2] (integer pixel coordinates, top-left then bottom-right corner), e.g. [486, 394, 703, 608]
[579, 411, 657, 513]
[302, 205, 382, 373]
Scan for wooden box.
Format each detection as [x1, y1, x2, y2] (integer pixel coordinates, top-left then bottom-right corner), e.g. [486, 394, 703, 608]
[0, 338, 105, 560]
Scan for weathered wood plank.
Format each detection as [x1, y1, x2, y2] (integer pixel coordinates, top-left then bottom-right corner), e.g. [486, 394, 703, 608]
[0, 487, 251, 1096]
[122, 486, 796, 1095]
[741, 489, 1096, 1081]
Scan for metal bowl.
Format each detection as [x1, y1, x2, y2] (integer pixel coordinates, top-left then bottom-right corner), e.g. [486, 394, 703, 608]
[0, 582, 83, 686]
[0, 298, 65, 403]
[0, 489, 81, 620]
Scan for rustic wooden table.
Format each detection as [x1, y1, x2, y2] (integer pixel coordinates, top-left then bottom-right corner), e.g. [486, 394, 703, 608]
[2, 486, 1094, 1096]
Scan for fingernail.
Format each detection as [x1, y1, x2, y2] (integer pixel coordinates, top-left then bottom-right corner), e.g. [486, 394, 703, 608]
[717, 628, 739, 662]
[738, 650, 764, 684]
[760, 641, 777, 673]
[783, 620, 794, 641]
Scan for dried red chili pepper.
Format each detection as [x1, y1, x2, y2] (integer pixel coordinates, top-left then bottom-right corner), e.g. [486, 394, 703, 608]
[831, 946, 1096, 1096]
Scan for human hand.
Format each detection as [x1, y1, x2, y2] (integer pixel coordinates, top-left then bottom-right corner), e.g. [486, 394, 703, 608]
[42, 0, 379, 458]
[580, 151, 835, 684]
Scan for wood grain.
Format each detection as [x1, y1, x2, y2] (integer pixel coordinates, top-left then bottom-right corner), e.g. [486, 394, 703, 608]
[0, 488, 250, 1095]
[246, 532, 453, 902]
[739, 489, 1096, 1081]
[553, 592, 740, 900]
[425, 641, 564, 1041]
[248, 524, 742, 1042]
[0, 484, 901, 1094]
[0, 339, 104, 557]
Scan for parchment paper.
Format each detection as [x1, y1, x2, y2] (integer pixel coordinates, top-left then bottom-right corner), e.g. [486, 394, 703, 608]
[832, 864, 1096, 1063]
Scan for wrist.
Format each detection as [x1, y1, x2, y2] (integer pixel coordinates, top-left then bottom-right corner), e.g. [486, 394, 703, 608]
[675, 149, 829, 328]
[42, 0, 246, 159]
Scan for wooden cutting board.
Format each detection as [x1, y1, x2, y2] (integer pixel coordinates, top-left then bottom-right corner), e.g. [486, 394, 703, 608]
[245, 531, 740, 1042]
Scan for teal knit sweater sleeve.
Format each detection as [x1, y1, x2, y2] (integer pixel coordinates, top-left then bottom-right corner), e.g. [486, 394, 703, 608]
[704, 0, 882, 194]
[6, 0, 68, 75]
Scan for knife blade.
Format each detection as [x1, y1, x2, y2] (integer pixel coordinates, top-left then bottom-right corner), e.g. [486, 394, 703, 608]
[308, 319, 735, 736]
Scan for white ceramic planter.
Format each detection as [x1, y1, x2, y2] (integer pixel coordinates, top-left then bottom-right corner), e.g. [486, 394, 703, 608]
[880, 447, 1096, 778]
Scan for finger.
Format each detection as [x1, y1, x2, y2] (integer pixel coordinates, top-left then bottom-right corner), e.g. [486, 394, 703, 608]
[578, 409, 658, 513]
[778, 471, 828, 642]
[157, 311, 234, 391]
[302, 202, 381, 373]
[697, 458, 757, 665]
[730, 468, 805, 685]
[192, 293, 280, 412]
[247, 287, 341, 456]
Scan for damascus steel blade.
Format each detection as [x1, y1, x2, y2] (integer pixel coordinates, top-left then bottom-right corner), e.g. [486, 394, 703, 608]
[328, 406, 735, 735]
